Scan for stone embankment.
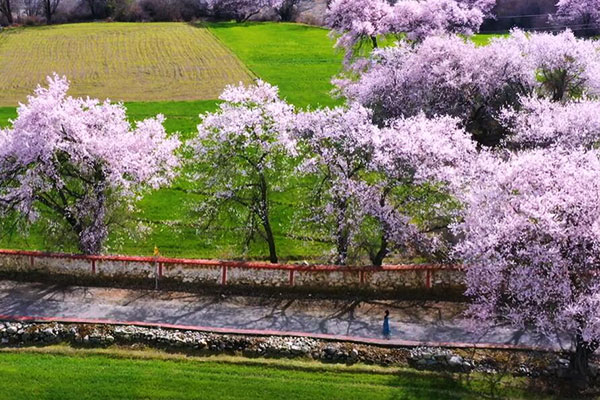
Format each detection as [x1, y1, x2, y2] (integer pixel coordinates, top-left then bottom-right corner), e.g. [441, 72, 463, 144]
[0, 320, 587, 378]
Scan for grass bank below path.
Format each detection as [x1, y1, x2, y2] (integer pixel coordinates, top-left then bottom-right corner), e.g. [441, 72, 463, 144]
[0, 345, 552, 400]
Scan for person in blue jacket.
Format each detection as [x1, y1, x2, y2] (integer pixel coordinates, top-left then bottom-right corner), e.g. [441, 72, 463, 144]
[382, 310, 391, 339]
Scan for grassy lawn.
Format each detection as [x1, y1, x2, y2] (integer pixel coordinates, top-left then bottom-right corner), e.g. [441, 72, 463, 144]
[0, 22, 253, 106]
[470, 33, 509, 46]
[0, 347, 550, 400]
[1, 101, 216, 136]
[207, 22, 344, 109]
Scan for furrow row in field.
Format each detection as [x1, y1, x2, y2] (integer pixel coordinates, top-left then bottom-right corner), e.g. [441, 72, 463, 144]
[0, 23, 254, 106]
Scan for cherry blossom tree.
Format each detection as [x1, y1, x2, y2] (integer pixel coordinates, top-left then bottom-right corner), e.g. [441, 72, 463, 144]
[326, 0, 394, 65]
[389, 0, 488, 42]
[337, 33, 532, 145]
[0, 75, 180, 254]
[516, 29, 600, 101]
[552, 0, 600, 37]
[326, 0, 496, 65]
[454, 148, 600, 383]
[293, 104, 476, 265]
[189, 81, 295, 264]
[293, 104, 379, 265]
[208, 0, 283, 22]
[362, 113, 477, 265]
[338, 29, 600, 146]
[501, 96, 600, 150]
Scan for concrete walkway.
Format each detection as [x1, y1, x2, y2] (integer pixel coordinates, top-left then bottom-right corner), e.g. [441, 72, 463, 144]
[0, 280, 570, 350]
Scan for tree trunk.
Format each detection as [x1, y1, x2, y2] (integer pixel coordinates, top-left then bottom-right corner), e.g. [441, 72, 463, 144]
[370, 233, 388, 267]
[570, 334, 599, 388]
[5, 0, 12, 24]
[369, 190, 391, 267]
[76, 174, 108, 256]
[259, 174, 277, 264]
[334, 198, 349, 265]
[371, 36, 378, 49]
[45, 1, 52, 24]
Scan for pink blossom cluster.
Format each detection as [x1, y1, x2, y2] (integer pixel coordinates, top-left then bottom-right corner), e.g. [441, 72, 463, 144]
[552, 0, 600, 36]
[0, 75, 180, 254]
[207, 0, 284, 22]
[501, 96, 600, 149]
[339, 29, 600, 145]
[326, 0, 496, 64]
[453, 148, 600, 359]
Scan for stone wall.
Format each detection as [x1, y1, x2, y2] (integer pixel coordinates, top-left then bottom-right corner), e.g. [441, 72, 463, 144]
[0, 251, 465, 294]
[0, 320, 578, 379]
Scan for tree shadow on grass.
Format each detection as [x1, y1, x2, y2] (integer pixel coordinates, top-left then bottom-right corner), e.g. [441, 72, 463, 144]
[385, 370, 481, 400]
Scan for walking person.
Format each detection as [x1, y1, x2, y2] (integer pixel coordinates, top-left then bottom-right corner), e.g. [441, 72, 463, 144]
[382, 310, 391, 339]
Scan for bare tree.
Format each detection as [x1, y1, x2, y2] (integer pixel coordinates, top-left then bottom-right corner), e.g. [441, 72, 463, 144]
[0, 0, 13, 24]
[83, 0, 108, 19]
[23, 0, 43, 17]
[276, 0, 299, 21]
[42, 0, 59, 23]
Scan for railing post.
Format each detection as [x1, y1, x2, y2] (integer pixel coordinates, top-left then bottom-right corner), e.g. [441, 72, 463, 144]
[425, 270, 432, 289]
[158, 262, 163, 278]
[359, 271, 365, 285]
[29, 255, 34, 269]
[91, 259, 96, 274]
[221, 266, 228, 285]
[289, 269, 295, 286]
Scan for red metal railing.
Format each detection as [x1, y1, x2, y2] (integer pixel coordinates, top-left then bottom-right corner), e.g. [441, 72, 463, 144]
[0, 249, 464, 289]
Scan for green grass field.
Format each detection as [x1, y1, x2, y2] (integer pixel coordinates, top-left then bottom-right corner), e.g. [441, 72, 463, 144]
[207, 22, 344, 108]
[0, 347, 550, 400]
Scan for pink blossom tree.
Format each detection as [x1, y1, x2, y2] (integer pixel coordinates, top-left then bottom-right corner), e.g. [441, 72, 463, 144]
[208, 0, 283, 22]
[552, 0, 600, 37]
[515, 29, 600, 101]
[293, 104, 476, 265]
[293, 104, 380, 265]
[364, 113, 478, 265]
[326, 0, 394, 65]
[326, 0, 496, 65]
[454, 148, 600, 383]
[501, 96, 600, 150]
[0, 75, 180, 254]
[389, 0, 489, 42]
[337, 33, 532, 145]
[338, 29, 600, 146]
[190, 81, 295, 264]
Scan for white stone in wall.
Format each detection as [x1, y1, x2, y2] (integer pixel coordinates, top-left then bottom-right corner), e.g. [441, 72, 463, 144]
[227, 267, 289, 287]
[163, 264, 221, 284]
[96, 260, 154, 278]
[294, 270, 361, 288]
